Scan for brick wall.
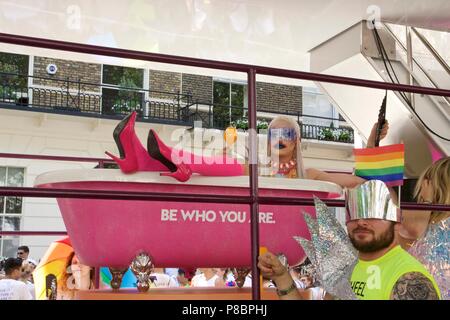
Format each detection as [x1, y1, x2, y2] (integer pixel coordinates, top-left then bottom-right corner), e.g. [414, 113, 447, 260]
[182, 74, 212, 103]
[31, 89, 101, 113]
[149, 70, 181, 100]
[256, 82, 302, 114]
[30, 55, 304, 119]
[33, 56, 101, 92]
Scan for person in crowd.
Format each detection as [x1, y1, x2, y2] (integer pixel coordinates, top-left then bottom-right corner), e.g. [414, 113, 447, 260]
[190, 268, 226, 287]
[176, 268, 191, 287]
[0, 258, 32, 300]
[299, 272, 325, 300]
[58, 253, 93, 300]
[149, 268, 179, 288]
[105, 112, 387, 188]
[241, 271, 252, 288]
[25, 259, 37, 281]
[399, 157, 449, 300]
[19, 259, 36, 299]
[366, 120, 448, 299]
[289, 266, 305, 289]
[17, 246, 30, 261]
[164, 267, 180, 286]
[258, 180, 441, 300]
[223, 268, 235, 287]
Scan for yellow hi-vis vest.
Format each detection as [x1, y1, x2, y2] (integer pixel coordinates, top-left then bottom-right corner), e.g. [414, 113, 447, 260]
[350, 245, 441, 300]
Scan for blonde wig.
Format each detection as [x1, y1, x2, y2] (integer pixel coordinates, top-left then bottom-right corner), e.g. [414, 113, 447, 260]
[414, 157, 450, 223]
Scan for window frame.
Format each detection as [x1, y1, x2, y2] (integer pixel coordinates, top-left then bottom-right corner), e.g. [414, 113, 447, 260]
[212, 78, 247, 129]
[0, 166, 25, 257]
[100, 64, 146, 115]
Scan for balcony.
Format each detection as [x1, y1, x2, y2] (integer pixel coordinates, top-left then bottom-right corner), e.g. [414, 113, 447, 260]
[0, 71, 354, 144]
[0, 71, 191, 126]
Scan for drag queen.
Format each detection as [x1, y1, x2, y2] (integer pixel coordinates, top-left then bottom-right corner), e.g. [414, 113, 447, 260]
[105, 112, 365, 188]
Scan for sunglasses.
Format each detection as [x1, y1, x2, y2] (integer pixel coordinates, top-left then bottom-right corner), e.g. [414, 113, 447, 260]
[17, 252, 25, 255]
[268, 128, 297, 141]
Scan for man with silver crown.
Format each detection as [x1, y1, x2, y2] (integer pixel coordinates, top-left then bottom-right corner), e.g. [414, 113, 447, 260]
[258, 180, 441, 300]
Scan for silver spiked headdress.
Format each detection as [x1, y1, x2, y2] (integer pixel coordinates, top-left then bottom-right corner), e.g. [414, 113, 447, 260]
[345, 180, 400, 223]
[294, 197, 358, 300]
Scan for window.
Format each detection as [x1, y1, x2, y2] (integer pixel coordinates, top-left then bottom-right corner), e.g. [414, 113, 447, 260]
[302, 87, 340, 127]
[101, 65, 144, 115]
[213, 80, 246, 129]
[0, 52, 29, 103]
[0, 167, 24, 257]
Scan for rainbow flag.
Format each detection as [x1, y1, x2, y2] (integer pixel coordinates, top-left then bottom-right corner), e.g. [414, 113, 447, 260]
[353, 144, 404, 187]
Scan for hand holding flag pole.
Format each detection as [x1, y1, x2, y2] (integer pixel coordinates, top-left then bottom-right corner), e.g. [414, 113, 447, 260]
[354, 91, 404, 188]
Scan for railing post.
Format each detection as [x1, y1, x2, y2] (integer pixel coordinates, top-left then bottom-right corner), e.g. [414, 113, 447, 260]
[77, 78, 81, 110]
[177, 90, 184, 121]
[248, 68, 260, 300]
[208, 102, 212, 129]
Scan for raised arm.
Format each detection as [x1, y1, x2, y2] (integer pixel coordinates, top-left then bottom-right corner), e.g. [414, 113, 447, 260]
[258, 251, 303, 300]
[367, 120, 389, 148]
[306, 168, 366, 188]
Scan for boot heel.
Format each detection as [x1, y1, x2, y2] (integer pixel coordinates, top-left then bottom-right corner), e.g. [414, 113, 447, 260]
[160, 165, 192, 182]
[105, 151, 138, 173]
[147, 129, 192, 182]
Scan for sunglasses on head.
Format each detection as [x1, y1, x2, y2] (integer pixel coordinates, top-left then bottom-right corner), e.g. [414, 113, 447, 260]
[268, 128, 297, 141]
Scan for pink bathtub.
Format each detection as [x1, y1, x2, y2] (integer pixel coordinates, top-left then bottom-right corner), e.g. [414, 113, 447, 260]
[34, 170, 342, 269]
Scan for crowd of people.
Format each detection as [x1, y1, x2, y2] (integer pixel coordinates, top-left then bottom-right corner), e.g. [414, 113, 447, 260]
[0, 246, 36, 300]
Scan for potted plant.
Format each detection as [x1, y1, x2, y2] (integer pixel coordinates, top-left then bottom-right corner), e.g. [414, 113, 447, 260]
[231, 119, 269, 132]
[319, 126, 335, 141]
[0, 86, 17, 103]
[257, 120, 269, 133]
[231, 119, 248, 131]
[338, 130, 352, 143]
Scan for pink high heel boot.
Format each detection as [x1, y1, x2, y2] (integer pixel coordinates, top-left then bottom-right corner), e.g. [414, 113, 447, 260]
[105, 112, 168, 173]
[104, 112, 139, 173]
[147, 129, 245, 182]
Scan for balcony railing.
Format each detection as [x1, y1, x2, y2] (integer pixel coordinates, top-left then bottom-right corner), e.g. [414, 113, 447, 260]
[0, 71, 192, 125]
[184, 101, 355, 144]
[0, 71, 353, 144]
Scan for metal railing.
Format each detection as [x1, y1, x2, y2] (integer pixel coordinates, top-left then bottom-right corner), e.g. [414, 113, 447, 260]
[184, 101, 355, 143]
[0, 31, 449, 300]
[1, 70, 355, 143]
[0, 70, 192, 124]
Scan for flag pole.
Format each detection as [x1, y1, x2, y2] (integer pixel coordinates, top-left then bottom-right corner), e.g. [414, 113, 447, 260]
[375, 91, 387, 147]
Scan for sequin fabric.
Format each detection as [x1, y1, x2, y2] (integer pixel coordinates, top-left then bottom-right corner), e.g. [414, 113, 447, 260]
[294, 197, 358, 300]
[408, 218, 449, 300]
